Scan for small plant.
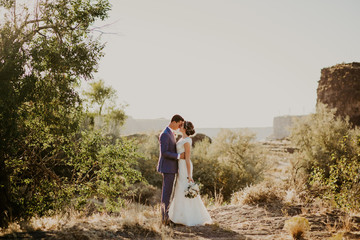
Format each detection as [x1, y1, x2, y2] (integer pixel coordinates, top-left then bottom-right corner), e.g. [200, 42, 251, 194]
[328, 232, 344, 240]
[284, 216, 310, 240]
[231, 181, 284, 205]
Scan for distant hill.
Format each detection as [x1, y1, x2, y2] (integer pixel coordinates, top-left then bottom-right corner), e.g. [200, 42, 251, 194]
[197, 127, 273, 142]
[120, 117, 273, 141]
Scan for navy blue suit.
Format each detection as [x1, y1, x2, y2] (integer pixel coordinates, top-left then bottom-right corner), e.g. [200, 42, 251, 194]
[157, 127, 178, 221]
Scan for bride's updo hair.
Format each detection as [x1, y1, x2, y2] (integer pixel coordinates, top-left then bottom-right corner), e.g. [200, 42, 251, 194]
[184, 121, 195, 136]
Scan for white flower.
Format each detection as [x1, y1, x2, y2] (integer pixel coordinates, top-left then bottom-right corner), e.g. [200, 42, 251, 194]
[184, 182, 200, 198]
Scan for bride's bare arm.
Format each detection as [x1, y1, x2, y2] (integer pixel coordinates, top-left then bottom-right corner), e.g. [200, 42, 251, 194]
[184, 142, 193, 182]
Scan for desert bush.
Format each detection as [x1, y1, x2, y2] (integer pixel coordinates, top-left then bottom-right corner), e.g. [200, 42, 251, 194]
[310, 136, 360, 210]
[134, 133, 163, 188]
[5, 127, 144, 220]
[284, 216, 310, 240]
[133, 129, 266, 202]
[290, 103, 360, 210]
[192, 129, 266, 201]
[66, 131, 144, 210]
[290, 103, 357, 178]
[231, 181, 284, 205]
[126, 182, 161, 206]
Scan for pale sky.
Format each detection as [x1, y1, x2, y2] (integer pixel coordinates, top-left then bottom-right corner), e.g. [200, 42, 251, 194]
[90, 0, 360, 128]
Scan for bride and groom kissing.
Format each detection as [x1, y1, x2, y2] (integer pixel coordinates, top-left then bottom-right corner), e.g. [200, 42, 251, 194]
[157, 114, 212, 227]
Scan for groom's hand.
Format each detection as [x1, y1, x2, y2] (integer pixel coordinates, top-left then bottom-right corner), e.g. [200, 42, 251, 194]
[180, 153, 185, 159]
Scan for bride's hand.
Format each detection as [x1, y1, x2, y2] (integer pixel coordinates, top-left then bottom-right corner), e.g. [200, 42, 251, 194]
[187, 177, 194, 183]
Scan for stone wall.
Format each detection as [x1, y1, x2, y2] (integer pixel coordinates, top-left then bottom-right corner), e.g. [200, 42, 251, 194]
[317, 62, 360, 126]
[273, 115, 304, 140]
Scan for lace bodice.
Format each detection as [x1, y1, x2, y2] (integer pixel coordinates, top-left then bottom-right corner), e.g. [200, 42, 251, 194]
[176, 137, 192, 155]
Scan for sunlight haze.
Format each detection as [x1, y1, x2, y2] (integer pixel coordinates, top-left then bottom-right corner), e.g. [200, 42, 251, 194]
[90, 0, 360, 128]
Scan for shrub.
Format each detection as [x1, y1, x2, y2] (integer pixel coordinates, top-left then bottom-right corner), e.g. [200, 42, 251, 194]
[192, 129, 266, 201]
[133, 129, 266, 202]
[290, 103, 360, 210]
[284, 216, 310, 240]
[231, 181, 284, 205]
[134, 133, 162, 188]
[310, 136, 360, 210]
[290, 103, 356, 177]
[126, 182, 161, 206]
[66, 131, 144, 210]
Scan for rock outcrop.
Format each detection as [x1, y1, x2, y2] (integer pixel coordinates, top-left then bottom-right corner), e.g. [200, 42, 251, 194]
[317, 62, 360, 126]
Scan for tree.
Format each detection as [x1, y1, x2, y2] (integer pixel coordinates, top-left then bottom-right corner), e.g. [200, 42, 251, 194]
[0, 0, 111, 227]
[83, 79, 116, 115]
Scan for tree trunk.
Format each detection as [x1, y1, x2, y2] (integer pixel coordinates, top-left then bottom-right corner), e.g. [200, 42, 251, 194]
[0, 157, 11, 228]
[99, 104, 103, 115]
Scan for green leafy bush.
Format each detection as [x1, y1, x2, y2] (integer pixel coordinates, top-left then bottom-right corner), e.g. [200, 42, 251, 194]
[67, 131, 144, 210]
[310, 136, 360, 210]
[134, 134, 162, 189]
[290, 103, 356, 176]
[0, 0, 112, 227]
[192, 129, 266, 201]
[290, 103, 360, 210]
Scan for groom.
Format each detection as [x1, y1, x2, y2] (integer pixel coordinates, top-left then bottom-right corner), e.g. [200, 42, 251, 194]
[157, 114, 184, 225]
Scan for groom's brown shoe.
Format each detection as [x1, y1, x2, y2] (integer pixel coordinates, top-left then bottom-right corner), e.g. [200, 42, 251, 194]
[162, 219, 175, 227]
[167, 220, 176, 227]
[162, 219, 170, 226]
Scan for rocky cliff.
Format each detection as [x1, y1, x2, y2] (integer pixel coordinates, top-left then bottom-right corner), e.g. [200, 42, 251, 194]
[317, 62, 360, 126]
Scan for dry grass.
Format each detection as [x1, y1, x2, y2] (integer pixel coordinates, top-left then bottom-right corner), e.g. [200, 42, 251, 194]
[284, 216, 310, 240]
[231, 180, 285, 206]
[325, 212, 355, 237]
[328, 232, 344, 240]
[0, 202, 173, 239]
[202, 191, 225, 209]
[339, 213, 354, 233]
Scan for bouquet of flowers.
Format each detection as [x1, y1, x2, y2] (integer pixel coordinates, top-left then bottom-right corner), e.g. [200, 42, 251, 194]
[184, 181, 200, 199]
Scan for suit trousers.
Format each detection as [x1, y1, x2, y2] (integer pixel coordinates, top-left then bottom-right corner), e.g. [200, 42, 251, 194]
[161, 173, 176, 221]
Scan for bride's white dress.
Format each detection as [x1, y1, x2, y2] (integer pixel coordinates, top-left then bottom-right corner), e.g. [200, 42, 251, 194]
[168, 137, 212, 226]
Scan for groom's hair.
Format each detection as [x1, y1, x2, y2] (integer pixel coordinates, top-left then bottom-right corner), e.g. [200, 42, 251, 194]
[171, 114, 184, 123]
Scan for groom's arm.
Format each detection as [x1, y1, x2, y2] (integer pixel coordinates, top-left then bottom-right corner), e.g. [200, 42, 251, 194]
[160, 133, 178, 160]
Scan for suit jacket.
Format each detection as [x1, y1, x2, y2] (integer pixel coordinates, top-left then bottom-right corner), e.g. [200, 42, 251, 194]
[157, 127, 178, 173]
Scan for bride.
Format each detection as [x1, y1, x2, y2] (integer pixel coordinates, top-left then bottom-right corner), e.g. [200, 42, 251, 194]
[168, 121, 212, 226]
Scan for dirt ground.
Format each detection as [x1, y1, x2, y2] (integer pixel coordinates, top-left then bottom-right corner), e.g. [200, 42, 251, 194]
[168, 203, 360, 240]
[2, 203, 359, 240]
